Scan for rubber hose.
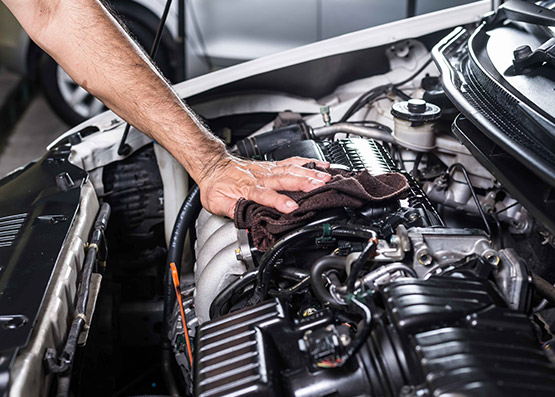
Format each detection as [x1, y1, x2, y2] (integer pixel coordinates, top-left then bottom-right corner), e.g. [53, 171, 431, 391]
[255, 225, 377, 301]
[532, 273, 555, 307]
[210, 270, 258, 319]
[162, 185, 202, 396]
[310, 255, 348, 309]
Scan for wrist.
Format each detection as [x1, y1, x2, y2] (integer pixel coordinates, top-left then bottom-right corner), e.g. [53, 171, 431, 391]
[191, 150, 234, 187]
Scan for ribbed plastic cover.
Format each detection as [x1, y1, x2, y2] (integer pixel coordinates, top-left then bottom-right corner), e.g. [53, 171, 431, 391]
[195, 299, 283, 397]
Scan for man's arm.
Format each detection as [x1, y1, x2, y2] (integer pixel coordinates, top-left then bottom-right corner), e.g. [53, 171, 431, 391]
[2, 0, 330, 217]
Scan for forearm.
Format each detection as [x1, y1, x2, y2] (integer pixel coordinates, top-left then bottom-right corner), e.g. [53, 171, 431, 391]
[4, 0, 226, 182]
[3, 0, 332, 218]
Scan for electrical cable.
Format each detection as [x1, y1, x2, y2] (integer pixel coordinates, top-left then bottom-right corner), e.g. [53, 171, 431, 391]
[339, 85, 390, 122]
[495, 201, 520, 215]
[448, 163, 492, 237]
[412, 152, 424, 180]
[253, 224, 378, 302]
[339, 57, 432, 123]
[44, 204, 111, 397]
[316, 295, 372, 368]
[393, 57, 433, 87]
[489, 212, 504, 249]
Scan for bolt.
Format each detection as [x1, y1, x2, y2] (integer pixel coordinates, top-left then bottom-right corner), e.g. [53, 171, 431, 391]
[235, 248, 242, 261]
[483, 251, 500, 267]
[339, 334, 351, 346]
[320, 106, 331, 126]
[408, 212, 419, 221]
[417, 250, 433, 266]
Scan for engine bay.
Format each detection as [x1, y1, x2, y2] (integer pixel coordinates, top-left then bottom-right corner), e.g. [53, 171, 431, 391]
[1, 5, 555, 396]
[179, 131, 555, 396]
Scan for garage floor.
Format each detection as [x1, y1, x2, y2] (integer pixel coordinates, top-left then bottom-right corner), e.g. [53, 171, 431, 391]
[0, 69, 68, 178]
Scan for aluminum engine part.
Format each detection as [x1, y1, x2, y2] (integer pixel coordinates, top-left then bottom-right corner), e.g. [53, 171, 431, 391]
[424, 181, 533, 233]
[194, 209, 246, 324]
[493, 248, 531, 311]
[408, 227, 497, 277]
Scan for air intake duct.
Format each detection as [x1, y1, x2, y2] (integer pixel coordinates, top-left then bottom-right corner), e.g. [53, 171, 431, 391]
[236, 123, 313, 159]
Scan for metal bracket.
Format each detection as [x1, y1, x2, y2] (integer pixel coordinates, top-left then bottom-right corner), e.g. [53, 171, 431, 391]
[512, 38, 555, 74]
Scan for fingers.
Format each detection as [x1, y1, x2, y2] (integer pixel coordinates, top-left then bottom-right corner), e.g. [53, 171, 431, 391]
[260, 172, 326, 193]
[272, 163, 331, 183]
[198, 155, 333, 219]
[246, 185, 299, 213]
[277, 156, 330, 169]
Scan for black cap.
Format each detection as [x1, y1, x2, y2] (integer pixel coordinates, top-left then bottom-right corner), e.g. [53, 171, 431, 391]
[391, 99, 441, 123]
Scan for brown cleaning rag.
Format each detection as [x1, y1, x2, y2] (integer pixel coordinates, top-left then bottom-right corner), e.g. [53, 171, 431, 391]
[234, 163, 409, 251]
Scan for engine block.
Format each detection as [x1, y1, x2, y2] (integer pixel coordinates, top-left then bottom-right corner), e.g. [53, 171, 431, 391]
[195, 277, 555, 397]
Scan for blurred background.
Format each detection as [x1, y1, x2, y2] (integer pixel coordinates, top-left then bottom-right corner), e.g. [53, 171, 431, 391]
[0, 0, 479, 178]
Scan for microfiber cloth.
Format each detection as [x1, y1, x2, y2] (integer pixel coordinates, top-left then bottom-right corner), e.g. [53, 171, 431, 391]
[234, 163, 409, 251]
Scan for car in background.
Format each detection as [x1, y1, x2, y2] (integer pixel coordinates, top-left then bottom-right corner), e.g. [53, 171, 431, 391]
[0, 0, 478, 125]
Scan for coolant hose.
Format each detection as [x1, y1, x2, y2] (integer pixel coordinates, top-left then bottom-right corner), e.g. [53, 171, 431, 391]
[310, 255, 348, 309]
[162, 185, 202, 395]
[532, 273, 555, 307]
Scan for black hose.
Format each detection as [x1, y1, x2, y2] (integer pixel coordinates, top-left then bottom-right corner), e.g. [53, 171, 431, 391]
[310, 255, 348, 309]
[163, 185, 201, 327]
[532, 273, 555, 307]
[210, 270, 258, 319]
[162, 185, 202, 395]
[271, 276, 311, 298]
[279, 267, 310, 281]
[412, 152, 423, 180]
[340, 85, 389, 122]
[339, 57, 432, 123]
[345, 237, 378, 292]
[254, 224, 377, 301]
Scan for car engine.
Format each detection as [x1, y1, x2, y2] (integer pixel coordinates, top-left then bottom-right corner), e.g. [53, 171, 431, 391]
[1, 2, 555, 396]
[173, 130, 555, 397]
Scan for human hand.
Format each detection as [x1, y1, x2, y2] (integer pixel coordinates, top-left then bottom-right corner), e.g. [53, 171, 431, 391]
[197, 155, 331, 218]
